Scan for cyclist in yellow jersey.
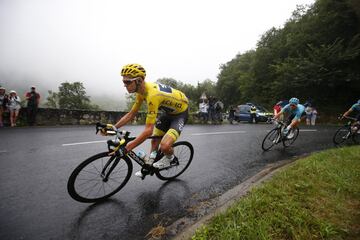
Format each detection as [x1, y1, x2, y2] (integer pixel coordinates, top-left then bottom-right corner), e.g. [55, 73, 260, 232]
[110, 63, 189, 178]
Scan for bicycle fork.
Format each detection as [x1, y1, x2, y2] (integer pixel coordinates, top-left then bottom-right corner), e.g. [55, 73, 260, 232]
[101, 156, 120, 182]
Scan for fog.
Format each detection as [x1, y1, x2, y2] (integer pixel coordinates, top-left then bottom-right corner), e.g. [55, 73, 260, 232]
[0, 0, 314, 110]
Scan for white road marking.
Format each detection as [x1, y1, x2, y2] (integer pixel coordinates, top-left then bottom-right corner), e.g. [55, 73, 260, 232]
[191, 131, 246, 136]
[0, 150, 7, 153]
[62, 140, 106, 146]
[61, 129, 317, 146]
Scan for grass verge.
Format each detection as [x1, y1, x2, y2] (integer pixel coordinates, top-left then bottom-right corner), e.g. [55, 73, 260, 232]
[192, 146, 360, 240]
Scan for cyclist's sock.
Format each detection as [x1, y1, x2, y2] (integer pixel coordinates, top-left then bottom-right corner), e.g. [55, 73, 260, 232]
[165, 154, 175, 161]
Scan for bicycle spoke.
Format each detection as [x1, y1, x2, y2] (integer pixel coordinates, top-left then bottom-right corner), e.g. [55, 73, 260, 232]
[156, 142, 193, 180]
[79, 181, 101, 197]
[333, 126, 351, 146]
[262, 129, 278, 151]
[68, 152, 132, 202]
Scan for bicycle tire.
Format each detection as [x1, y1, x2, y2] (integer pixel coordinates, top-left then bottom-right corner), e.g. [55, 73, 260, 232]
[155, 141, 194, 181]
[67, 152, 133, 203]
[333, 126, 351, 146]
[282, 127, 299, 147]
[352, 130, 360, 144]
[261, 128, 279, 151]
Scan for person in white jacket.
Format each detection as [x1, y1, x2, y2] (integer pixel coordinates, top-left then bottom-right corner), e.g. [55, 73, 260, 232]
[8, 90, 21, 127]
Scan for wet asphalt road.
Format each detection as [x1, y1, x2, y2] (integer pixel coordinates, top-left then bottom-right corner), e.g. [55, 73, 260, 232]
[0, 123, 339, 240]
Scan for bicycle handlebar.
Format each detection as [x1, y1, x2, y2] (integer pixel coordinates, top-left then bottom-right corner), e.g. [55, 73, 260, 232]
[95, 122, 160, 155]
[96, 122, 131, 138]
[338, 115, 357, 121]
[268, 118, 286, 126]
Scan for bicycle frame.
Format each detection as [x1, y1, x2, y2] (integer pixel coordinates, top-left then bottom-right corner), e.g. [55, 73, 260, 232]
[333, 116, 360, 145]
[271, 119, 287, 142]
[96, 123, 169, 179]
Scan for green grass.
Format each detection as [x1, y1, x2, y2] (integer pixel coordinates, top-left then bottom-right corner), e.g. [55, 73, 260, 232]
[192, 146, 360, 240]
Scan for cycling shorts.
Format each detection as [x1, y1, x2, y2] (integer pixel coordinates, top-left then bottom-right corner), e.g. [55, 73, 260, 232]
[286, 112, 306, 125]
[153, 108, 189, 141]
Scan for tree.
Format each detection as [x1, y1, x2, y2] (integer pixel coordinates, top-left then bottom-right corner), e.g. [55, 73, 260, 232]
[45, 90, 59, 108]
[216, 0, 360, 111]
[45, 82, 100, 110]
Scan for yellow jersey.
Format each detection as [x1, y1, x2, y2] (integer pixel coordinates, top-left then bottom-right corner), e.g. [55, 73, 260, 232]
[131, 82, 189, 124]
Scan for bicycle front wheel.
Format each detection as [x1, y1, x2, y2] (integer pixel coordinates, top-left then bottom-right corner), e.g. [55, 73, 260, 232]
[67, 152, 133, 203]
[283, 127, 299, 147]
[333, 126, 351, 146]
[262, 128, 279, 151]
[155, 141, 194, 181]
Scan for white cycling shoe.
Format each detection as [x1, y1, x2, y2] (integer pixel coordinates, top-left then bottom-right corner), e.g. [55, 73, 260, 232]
[135, 171, 144, 178]
[135, 155, 173, 178]
[153, 156, 173, 169]
[134, 158, 155, 179]
[287, 130, 295, 139]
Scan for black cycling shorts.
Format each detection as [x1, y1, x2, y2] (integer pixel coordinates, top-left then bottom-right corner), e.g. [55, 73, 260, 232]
[286, 112, 306, 125]
[153, 109, 189, 140]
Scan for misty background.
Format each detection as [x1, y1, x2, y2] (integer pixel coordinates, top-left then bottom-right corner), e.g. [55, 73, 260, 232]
[0, 0, 314, 110]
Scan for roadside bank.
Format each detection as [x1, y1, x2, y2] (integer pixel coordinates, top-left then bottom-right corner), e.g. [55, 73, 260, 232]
[169, 146, 360, 240]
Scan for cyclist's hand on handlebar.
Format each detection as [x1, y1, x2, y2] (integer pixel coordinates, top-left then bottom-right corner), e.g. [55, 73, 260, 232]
[98, 123, 117, 136]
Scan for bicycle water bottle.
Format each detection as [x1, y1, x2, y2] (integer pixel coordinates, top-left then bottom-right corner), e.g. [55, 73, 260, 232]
[136, 150, 147, 162]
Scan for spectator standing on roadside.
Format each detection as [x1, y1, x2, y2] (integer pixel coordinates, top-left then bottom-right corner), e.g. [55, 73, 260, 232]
[228, 105, 237, 124]
[311, 107, 318, 126]
[305, 104, 313, 125]
[273, 101, 283, 121]
[198, 99, 208, 122]
[208, 96, 215, 122]
[250, 105, 257, 123]
[0, 86, 9, 127]
[213, 99, 224, 122]
[7, 90, 21, 127]
[25, 86, 40, 126]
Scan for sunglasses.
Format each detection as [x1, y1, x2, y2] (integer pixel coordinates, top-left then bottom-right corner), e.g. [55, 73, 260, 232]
[123, 77, 140, 85]
[123, 80, 134, 85]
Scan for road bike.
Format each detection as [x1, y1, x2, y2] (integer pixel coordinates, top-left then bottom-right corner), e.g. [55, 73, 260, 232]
[333, 116, 360, 146]
[67, 123, 194, 203]
[261, 119, 299, 151]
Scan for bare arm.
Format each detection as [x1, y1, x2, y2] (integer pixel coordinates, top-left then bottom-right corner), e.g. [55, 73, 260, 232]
[125, 123, 154, 152]
[114, 109, 137, 129]
[273, 111, 282, 120]
[342, 108, 353, 118]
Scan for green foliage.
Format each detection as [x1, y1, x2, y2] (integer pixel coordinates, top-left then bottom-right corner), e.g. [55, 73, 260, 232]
[192, 146, 360, 240]
[217, 0, 360, 111]
[45, 82, 100, 110]
[45, 90, 59, 108]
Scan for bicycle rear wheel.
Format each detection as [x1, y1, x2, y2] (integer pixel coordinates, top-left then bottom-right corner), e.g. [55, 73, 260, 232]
[155, 141, 194, 181]
[333, 126, 351, 146]
[352, 130, 360, 144]
[283, 127, 299, 147]
[67, 152, 132, 203]
[261, 128, 279, 151]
